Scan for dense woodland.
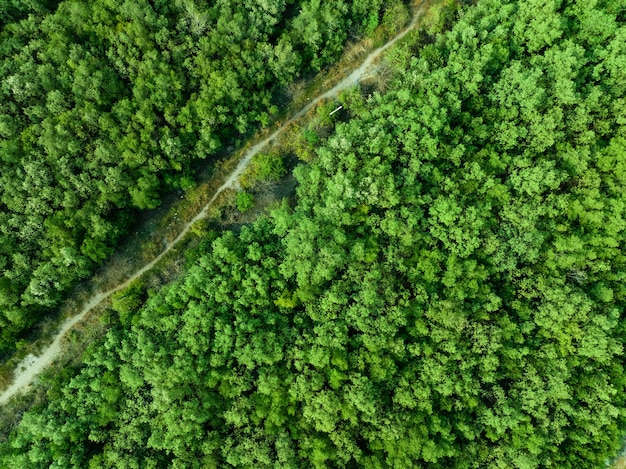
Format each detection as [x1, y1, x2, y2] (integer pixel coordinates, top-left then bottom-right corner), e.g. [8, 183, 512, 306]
[0, 0, 401, 358]
[2, 0, 626, 467]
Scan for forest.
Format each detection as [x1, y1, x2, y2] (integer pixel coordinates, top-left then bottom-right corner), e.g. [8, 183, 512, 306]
[2, 0, 626, 467]
[0, 0, 399, 358]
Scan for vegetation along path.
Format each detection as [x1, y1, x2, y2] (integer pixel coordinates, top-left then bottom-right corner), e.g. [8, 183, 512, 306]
[0, 1, 427, 406]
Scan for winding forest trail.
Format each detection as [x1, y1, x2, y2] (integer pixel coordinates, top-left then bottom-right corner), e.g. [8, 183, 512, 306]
[0, 2, 426, 405]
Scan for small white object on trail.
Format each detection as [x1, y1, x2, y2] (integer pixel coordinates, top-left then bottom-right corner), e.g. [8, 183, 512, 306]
[329, 105, 343, 116]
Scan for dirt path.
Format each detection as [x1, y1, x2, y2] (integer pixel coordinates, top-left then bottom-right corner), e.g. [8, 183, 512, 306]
[0, 2, 426, 406]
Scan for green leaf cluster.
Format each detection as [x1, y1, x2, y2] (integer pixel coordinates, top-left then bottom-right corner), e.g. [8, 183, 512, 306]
[0, 0, 397, 357]
[2, 0, 626, 467]
[236, 191, 255, 213]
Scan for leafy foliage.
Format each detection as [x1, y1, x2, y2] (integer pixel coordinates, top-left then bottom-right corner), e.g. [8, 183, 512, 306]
[235, 191, 255, 213]
[240, 151, 287, 188]
[2, 0, 626, 467]
[0, 0, 396, 357]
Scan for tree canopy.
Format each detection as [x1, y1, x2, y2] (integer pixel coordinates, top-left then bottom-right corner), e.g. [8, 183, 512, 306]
[0, 0, 399, 358]
[2, 0, 626, 467]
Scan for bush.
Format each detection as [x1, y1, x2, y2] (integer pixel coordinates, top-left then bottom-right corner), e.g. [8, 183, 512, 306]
[236, 191, 255, 213]
[241, 152, 286, 187]
[111, 281, 144, 326]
